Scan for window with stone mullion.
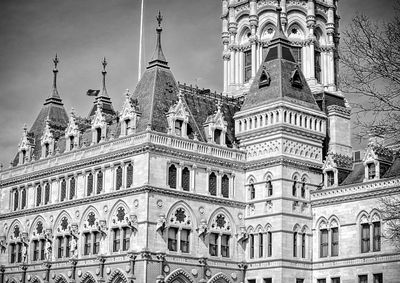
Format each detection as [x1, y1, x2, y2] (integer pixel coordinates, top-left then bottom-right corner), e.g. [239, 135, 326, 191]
[361, 223, 370, 253]
[13, 190, 19, 211]
[36, 185, 42, 207]
[116, 166, 123, 190]
[87, 173, 94, 196]
[320, 229, 328, 257]
[221, 174, 229, 198]
[21, 188, 27, 209]
[122, 227, 131, 251]
[97, 171, 103, 194]
[126, 163, 133, 188]
[60, 179, 67, 202]
[44, 183, 50, 205]
[209, 172, 217, 196]
[168, 165, 177, 189]
[69, 177, 76, 200]
[182, 167, 190, 191]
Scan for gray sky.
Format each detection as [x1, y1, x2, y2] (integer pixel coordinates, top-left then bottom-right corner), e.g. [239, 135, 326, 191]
[0, 0, 396, 166]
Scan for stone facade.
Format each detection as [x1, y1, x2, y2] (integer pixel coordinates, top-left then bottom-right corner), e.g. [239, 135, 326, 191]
[0, 1, 399, 283]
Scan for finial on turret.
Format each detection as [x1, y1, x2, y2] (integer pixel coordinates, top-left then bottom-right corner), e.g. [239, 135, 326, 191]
[51, 54, 60, 98]
[157, 11, 163, 29]
[101, 57, 108, 97]
[276, 0, 283, 32]
[148, 11, 167, 66]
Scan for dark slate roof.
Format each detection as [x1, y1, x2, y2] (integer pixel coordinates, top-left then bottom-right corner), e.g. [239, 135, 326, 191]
[241, 12, 319, 111]
[340, 162, 365, 186]
[383, 156, 400, 178]
[313, 91, 347, 113]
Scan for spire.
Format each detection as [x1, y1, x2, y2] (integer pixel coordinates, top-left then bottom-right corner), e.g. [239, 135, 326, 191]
[271, 0, 289, 42]
[148, 11, 168, 68]
[101, 57, 109, 97]
[51, 54, 60, 98]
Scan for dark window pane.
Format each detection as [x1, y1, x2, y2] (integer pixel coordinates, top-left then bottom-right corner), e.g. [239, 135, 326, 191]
[359, 275, 368, 283]
[36, 185, 42, 206]
[87, 173, 94, 196]
[221, 234, 230, 257]
[209, 233, 218, 256]
[180, 229, 190, 253]
[13, 190, 19, 211]
[116, 166, 123, 190]
[97, 171, 103, 194]
[113, 229, 120, 252]
[61, 179, 67, 201]
[168, 165, 177, 189]
[209, 172, 217, 196]
[320, 229, 328, 257]
[331, 227, 339, 256]
[361, 223, 370, 253]
[259, 233, 264, 258]
[126, 163, 133, 188]
[84, 232, 91, 255]
[373, 273, 383, 283]
[44, 183, 50, 204]
[123, 228, 131, 251]
[168, 227, 178, 252]
[21, 188, 26, 209]
[182, 167, 190, 191]
[293, 232, 298, 257]
[69, 177, 76, 200]
[244, 50, 252, 82]
[250, 234, 255, 259]
[268, 232, 272, 257]
[373, 222, 381, 251]
[93, 232, 100, 255]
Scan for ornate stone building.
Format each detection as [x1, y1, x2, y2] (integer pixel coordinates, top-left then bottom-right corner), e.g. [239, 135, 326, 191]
[0, 1, 399, 283]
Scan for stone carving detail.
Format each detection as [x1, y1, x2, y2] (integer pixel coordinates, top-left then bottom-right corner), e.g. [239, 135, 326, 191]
[283, 140, 321, 160]
[246, 140, 281, 160]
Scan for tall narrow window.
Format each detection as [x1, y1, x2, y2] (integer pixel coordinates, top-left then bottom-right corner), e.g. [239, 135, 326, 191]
[180, 229, 190, 253]
[301, 182, 306, 198]
[44, 143, 50, 157]
[267, 231, 272, 257]
[33, 240, 39, 261]
[301, 233, 306, 258]
[368, 163, 376, 179]
[320, 229, 328, 257]
[96, 128, 101, 143]
[65, 236, 71, 257]
[21, 188, 26, 209]
[168, 165, 177, 189]
[214, 129, 222, 144]
[10, 243, 16, 263]
[250, 234, 255, 259]
[69, 177, 76, 200]
[221, 234, 230, 257]
[358, 275, 368, 283]
[87, 173, 94, 196]
[267, 180, 273, 196]
[292, 180, 297, 197]
[315, 49, 321, 83]
[327, 171, 334, 187]
[292, 46, 302, 68]
[69, 136, 75, 150]
[126, 163, 133, 188]
[175, 120, 183, 136]
[113, 228, 120, 252]
[44, 183, 50, 205]
[123, 227, 131, 251]
[93, 232, 100, 255]
[259, 233, 264, 258]
[84, 232, 91, 255]
[250, 184, 255, 200]
[361, 223, 370, 253]
[209, 233, 218, 256]
[124, 119, 130, 134]
[60, 179, 67, 201]
[36, 185, 42, 206]
[209, 172, 217, 196]
[168, 227, 178, 252]
[57, 236, 64, 258]
[40, 239, 45, 260]
[116, 166, 123, 190]
[13, 190, 19, 211]
[182, 167, 190, 191]
[331, 227, 339, 256]
[373, 222, 381, 251]
[97, 171, 103, 194]
[244, 50, 252, 82]
[293, 232, 298, 257]
[221, 174, 229, 198]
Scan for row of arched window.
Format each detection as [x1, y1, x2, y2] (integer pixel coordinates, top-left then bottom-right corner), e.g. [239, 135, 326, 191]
[10, 163, 133, 212]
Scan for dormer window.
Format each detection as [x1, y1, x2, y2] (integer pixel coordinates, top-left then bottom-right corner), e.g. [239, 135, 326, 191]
[367, 163, 376, 180]
[327, 171, 334, 187]
[96, 128, 102, 144]
[214, 129, 222, 144]
[44, 143, 50, 157]
[124, 119, 130, 134]
[69, 136, 75, 150]
[175, 120, 183, 137]
[21, 150, 26, 164]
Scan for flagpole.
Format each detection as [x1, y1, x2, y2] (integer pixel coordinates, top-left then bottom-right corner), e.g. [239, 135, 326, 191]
[138, 0, 144, 82]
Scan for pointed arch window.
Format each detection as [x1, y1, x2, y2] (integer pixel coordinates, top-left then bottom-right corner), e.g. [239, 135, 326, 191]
[259, 232, 264, 258]
[221, 174, 229, 198]
[373, 221, 381, 251]
[181, 167, 190, 191]
[87, 173, 94, 196]
[36, 185, 42, 207]
[301, 233, 306, 258]
[126, 163, 133, 188]
[60, 179, 67, 202]
[116, 166, 123, 190]
[266, 178, 273, 196]
[301, 181, 306, 198]
[315, 49, 321, 83]
[168, 165, 177, 189]
[250, 183, 255, 200]
[44, 183, 50, 205]
[250, 234, 255, 259]
[214, 129, 222, 144]
[96, 128, 102, 143]
[267, 231, 272, 256]
[293, 232, 298, 257]
[97, 171, 103, 194]
[69, 177, 76, 200]
[331, 227, 339, 256]
[292, 178, 297, 197]
[69, 136, 75, 150]
[244, 49, 252, 82]
[320, 229, 328, 257]
[209, 172, 217, 196]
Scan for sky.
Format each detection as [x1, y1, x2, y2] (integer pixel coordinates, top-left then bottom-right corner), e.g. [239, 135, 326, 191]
[0, 0, 397, 167]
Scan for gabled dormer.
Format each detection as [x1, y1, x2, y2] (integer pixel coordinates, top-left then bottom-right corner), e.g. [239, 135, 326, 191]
[363, 142, 393, 181]
[166, 92, 190, 138]
[65, 109, 80, 151]
[203, 100, 228, 146]
[119, 90, 141, 137]
[40, 117, 55, 158]
[322, 152, 352, 187]
[91, 102, 107, 145]
[18, 124, 35, 165]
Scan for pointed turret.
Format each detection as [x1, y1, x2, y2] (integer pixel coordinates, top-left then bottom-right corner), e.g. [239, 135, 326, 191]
[88, 58, 115, 117]
[131, 11, 181, 133]
[241, 2, 319, 111]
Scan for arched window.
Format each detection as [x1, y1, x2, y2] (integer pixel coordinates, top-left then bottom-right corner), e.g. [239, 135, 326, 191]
[326, 170, 334, 187]
[126, 163, 133, 188]
[96, 128, 101, 143]
[249, 234, 255, 259]
[250, 183, 255, 200]
[32, 221, 46, 262]
[221, 174, 229, 198]
[44, 183, 50, 205]
[55, 217, 71, 259]
[69, 136, 75, 150]
[110, 206, 133, 253]
[181, 167, 190, 191]
[168, 165, 177, 189]
[82, 212, 101, 256]
[209, 172, 217, 196]
[69, 177, 76, 200]
[301, 178, 306, 198]
[293, 231, 298, 257]
[292, 177, 298, 197]
[214, 129, 222, 144]
[266, 177, 273, 196]
[167, 207, 192, 253]
[116, 166, 123, 191]
[87, 173, 94, 196]
[97, 171, 103, 194]
[60, 179, 67, 202]
[320, 227, 328, 257]
[209, 213, 231, 258]
[36, 185, 42, 206]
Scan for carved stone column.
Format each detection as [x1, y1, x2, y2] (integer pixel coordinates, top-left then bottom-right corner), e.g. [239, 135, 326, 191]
[20, 263, 28, 283]
[127, 252, 136, 283]
[43, 261, 52, 283]
[97, 255, 106, 281]
[0, 265, 5, 283]
[69, 258, 78, 282]
[198, 257, 208, 283]
[238, 262, 247, 283]
[156, 252, 166, 283]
